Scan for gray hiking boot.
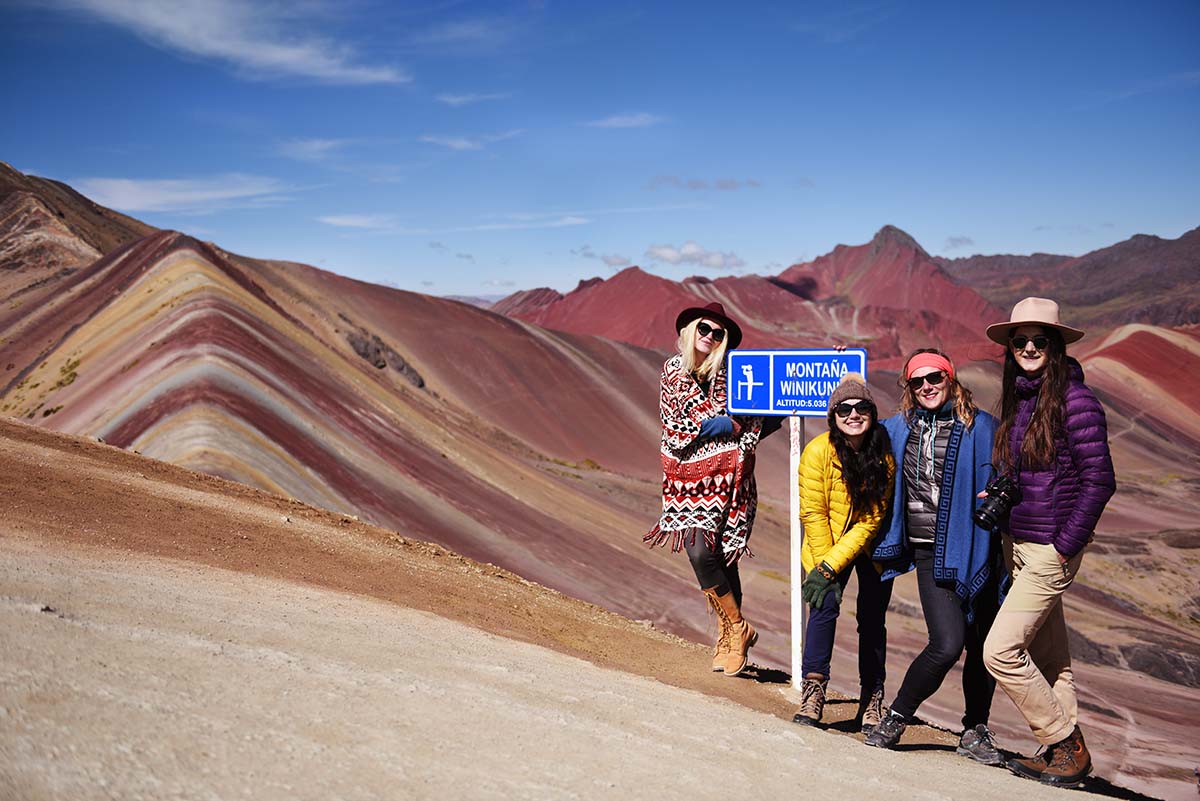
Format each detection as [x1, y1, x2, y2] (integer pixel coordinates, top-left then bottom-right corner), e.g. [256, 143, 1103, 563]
[863, 711, 906, 749]
[859, 686, 886, 734]
[957, 724, 1004, 766]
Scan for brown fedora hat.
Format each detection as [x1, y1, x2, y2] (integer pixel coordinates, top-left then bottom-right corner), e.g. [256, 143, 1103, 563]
[675, 301, 743, 350]
[985, 297, 1085, 345]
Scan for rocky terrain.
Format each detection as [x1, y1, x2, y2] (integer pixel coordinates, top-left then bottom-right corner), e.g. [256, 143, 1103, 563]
[2, 161, 1198, 799]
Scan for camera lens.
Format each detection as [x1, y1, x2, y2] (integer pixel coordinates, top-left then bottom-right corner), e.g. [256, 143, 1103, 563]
[973, 475, 1021, 532]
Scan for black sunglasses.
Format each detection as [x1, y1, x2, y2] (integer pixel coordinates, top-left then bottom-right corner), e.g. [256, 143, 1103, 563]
[1011, 334, 1049, 351]
[833, 400, 875, 418]
[696, 321, 726, 343]
[907, 370, 948, 390]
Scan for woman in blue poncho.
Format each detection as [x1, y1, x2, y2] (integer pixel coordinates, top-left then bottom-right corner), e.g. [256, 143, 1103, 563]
[863, 349, 1005, 764]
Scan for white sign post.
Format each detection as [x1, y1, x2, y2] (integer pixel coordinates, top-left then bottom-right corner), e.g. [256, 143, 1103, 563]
[727, 348, 868, 688]
[789, 414, 804, 687]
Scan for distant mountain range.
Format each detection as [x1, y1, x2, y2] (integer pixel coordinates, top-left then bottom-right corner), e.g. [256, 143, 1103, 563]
[2, 160, 1198, 792]
[494, 224, 1009, 367]
[496, 223, 1200, 366]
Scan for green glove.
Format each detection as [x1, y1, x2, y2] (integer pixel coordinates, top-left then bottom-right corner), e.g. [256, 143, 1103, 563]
[801, 562, 842, 608]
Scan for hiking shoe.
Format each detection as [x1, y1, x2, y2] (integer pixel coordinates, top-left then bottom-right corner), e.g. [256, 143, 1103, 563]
[863, 711, 906, 749]
[858, 687, 886, 734]
[957, 724, 1004, 766]
[1038, 726, 1092, 787]
[791, 673, 828, 726]
[1008, 748, 1051, 781]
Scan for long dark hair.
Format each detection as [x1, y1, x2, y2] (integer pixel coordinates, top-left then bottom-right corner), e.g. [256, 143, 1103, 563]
[992, 328, 1070, 473]
[829, 411, 892, 516]
[897, 347, 978, 429]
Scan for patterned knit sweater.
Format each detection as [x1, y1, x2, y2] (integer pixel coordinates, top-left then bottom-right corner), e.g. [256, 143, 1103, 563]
[644, 354, 764, 563]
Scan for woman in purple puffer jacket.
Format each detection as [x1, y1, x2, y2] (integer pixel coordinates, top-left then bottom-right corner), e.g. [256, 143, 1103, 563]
[981, 297, 1115, 789]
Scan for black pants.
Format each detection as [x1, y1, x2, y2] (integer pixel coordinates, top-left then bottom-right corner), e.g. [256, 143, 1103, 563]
[685, 534, 742, 605]
[891, 544, 999, 728]
[800, 553, 892, 690]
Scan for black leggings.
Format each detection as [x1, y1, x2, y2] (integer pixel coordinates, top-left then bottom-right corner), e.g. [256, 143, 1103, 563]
[685, 534, 742, 604]
[891, 544, 999, 728]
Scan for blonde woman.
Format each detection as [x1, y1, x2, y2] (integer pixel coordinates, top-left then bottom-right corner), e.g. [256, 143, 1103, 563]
[645, 302, 778, 676]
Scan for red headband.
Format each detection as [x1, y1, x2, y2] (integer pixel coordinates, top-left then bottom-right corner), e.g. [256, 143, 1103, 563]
[905, 352, 954, 381]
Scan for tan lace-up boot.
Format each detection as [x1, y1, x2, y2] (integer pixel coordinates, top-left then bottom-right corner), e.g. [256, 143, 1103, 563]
[706, 588, 757, 676]
[858, 686, 886, 734]
[705, 590, 732, 672]
[792, 673, 828, 726]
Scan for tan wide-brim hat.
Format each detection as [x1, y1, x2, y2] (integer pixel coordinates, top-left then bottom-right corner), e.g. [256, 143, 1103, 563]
[985, 297, 1085, 345]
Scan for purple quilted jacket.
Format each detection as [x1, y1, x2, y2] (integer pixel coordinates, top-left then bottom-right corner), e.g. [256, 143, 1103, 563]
[1007, 359, 1116, 557]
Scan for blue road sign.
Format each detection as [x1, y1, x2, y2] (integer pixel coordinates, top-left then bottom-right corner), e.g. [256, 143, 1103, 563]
[726, 349, 868, 416]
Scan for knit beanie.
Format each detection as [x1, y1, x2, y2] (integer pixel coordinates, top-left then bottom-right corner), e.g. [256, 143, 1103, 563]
[827, 372, 875, 420]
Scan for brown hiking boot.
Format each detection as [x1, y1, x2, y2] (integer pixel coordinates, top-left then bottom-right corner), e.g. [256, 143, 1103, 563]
[1039, 726, 1092, 787]
[705, 590, 732, 672]
[707, 589, 757, 676]
[858, 686, 886, 734]
[791, 673, 828, 726]
[1008, 748, 1051, 781]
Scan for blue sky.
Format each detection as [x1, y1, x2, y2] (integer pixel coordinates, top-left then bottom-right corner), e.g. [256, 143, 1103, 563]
[2, 1, 1198, 296]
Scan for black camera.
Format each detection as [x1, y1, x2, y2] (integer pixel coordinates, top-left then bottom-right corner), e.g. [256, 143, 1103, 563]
[974, 474, 1022, 531]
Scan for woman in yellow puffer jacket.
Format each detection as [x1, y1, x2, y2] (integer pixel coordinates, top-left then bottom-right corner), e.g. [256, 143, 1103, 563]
[792, 373, 894, 731]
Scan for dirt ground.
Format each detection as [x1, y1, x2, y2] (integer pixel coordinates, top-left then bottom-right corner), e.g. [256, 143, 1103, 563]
[0, 418, 1171, 800]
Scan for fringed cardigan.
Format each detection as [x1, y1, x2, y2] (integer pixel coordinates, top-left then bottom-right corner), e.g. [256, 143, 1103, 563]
[872, 409, 1000, 621]
[644, 354, 764, 563]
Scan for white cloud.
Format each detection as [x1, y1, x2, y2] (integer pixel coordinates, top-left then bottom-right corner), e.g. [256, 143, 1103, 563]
[319, 214, 588, 236]
[572, 244, 630, 268]
[793, 3, 900, 44]
[413, 18, 512, 47]
[74, 173, 290, 213]
[419, 135, 482, 151]
[55, 0, 409, 84]
[318, 214, 396, 230]
[440, 216, 586, 233]
[497, 203, 700, 222]
[649, 176, 762, 191]
[277, 138, 352, 162]
[436, 92, 511, 107]
[1103, 70, 1200, 103]
[586, 112, 665, 129]
[645, 241, 746, 271]
[943, 235, 975, 252]
[715, 178, 761, 191]
[420, 129, 525, 151]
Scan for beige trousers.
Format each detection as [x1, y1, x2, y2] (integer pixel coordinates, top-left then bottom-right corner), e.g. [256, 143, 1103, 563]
[983, 536, 1083, 746]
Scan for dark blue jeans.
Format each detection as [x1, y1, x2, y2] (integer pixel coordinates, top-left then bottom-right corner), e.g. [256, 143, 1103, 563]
[800, 553, 892, 691]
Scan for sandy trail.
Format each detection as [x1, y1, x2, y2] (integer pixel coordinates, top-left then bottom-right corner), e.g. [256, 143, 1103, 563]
[1, 537, 1106, 801]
